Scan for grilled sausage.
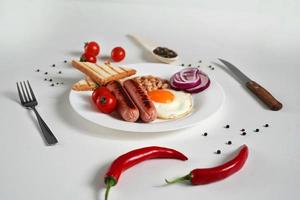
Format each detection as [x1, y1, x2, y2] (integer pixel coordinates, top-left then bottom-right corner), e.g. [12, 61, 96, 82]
[106, 81, 139, 122]
[123, 79, 157, 122]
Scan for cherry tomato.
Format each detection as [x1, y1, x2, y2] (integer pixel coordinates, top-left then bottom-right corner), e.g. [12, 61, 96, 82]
[84, 41, 100, 56]
[80, 53, 97, 63]
[92, 87, 111, 103]
[95, 92, 117, 114]
[111, 47, 126, 62]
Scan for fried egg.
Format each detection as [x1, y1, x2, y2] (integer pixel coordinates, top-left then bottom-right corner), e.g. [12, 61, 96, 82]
[148, 89, 193, 119]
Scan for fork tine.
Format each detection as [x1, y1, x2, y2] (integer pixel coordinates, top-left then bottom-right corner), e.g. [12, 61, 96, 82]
[23, 81, 32, 101]
[20, 81, 28, 102]
[16, 82, 25, 104]
[27, 80, 36, 101]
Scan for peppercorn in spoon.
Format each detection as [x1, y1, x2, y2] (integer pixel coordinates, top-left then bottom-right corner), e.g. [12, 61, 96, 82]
[128, 34, 179, 64]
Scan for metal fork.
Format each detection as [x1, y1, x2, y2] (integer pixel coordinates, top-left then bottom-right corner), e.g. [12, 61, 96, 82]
[16, 81, 58, 145]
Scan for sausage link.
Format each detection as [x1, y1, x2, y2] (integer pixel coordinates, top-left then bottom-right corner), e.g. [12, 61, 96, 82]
[123, 79, 157, 122]
[106, 81, 139, 122]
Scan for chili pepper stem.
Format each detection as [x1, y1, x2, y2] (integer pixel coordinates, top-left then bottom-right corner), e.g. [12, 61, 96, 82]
[105, 177, 116, 200]
[165, 173, 192, 185]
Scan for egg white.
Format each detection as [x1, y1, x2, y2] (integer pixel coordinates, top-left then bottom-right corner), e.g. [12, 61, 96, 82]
[152, 89, 193, 120]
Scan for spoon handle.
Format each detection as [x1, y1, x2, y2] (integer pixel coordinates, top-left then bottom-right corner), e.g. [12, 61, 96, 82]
[128, 34, 156, 51]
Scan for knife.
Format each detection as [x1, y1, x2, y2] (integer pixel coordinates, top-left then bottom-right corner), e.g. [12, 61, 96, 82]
[218, 58, 282, 111]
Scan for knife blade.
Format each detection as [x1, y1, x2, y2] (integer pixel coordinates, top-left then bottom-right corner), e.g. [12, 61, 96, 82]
[218, 58, 282, 111]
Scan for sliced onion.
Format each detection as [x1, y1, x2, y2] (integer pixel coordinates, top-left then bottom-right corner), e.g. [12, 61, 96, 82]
[170, 68, 201, 89]
[185, 72, 210, 93]
[170, 68, 210, 94]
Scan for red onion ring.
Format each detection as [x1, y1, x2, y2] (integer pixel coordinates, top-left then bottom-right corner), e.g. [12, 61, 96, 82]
[170, 68, 210, 93]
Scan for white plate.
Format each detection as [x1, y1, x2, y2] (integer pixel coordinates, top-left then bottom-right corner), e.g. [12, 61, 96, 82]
[69, 63, 224, 132]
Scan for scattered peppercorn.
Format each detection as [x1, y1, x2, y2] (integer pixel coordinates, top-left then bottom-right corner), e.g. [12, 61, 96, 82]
[58, 71, 62, 74]
[254, 128, 259, 132]
[52, 64, 55, 67]
[240, 128, 245, 132]
[56, 82, 59, 85]
[208, 65, 212, 68]
[49, 79, 52, 82]
[60, 82, 64, 84]
[64, 60, 67, 63]
[241, 132, 247, 136]
[227, 141, 232, 145]
[225, 125, 230, 128]
[264, 124, 269, 127]
[203, 132, 208, 136]
[198, 60, 202, 63]
[181, 64, 184, 66]
[211, 67, 215, 70]
[50, 83, 54, 86]
[36, 69, 40, 72]
[197, 65, 200, 68]
[188, 64, 192, 67]
[216, 150, 221, 154]
[44, 72, 48, 75]
[44, 78, 47, 81]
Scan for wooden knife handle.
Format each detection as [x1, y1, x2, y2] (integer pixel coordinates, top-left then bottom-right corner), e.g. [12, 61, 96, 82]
[246, 81, 282, 111]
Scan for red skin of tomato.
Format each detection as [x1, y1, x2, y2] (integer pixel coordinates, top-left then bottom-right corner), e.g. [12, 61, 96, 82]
[95, 93, 117, 114]
[92, 87, 111, 103]
[80, 53, 97, 63]
[111, 47, 126, 62]
[85, 41, 100, 56]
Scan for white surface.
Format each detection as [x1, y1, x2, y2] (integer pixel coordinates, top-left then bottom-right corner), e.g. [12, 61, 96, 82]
[0, 0, 300, 200]
[69, 63, 224, 132]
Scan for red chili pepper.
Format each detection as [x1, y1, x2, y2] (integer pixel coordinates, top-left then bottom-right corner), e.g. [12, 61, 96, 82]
[104, 146, 188, 200]
[165, 144, 248, 185]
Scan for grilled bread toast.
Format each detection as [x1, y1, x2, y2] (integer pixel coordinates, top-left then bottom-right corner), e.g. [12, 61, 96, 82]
[72, 76, 98, 91]
[71, 60, 136, 85]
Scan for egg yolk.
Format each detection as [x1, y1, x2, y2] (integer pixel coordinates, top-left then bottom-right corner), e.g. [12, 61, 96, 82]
[148, 90, 174, 103]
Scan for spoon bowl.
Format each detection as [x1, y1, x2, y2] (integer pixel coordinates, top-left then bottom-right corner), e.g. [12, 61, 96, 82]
[128, 34, 179, 64]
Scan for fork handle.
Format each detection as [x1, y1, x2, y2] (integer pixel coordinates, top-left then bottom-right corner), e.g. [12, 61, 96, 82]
[32, 107, 58, 145]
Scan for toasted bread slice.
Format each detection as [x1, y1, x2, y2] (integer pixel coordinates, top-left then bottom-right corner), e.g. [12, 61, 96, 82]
[72, 76, 98, 91]
[71, 60, 136, 85]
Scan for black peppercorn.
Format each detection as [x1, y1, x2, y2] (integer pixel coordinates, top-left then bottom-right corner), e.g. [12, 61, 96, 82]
[58, 71, 62, 74]
[44, 72, 48, 75]
[60, 82, 64, 85]
[36, 69, 40, 72]
[240, 128, 245, 132]
[211, 67, 215, 70]
[44, 78, 47, 81]
[216, 150, 221, 154]
[197, 65, 200, 68]
[203, 132, 208, 136]
[208, 65, 212, 68]
[264, 124, 269, 127]
[56, 82, 59, 85]
[50, 83, 54, 86]
[64, 60, 67, 63]
[198, 60, 202, 63]
[153, 47, 177, 58]
[188, 64, 192, 67]
[49, 79, 52, 82]
[181, 64, 184, 66]
[254, 128, 259, 132]
[225, 125, 230, 128]
[52, 64, 55, 67]
[241, 132, 247, 136]
[227, 141, 232, 145]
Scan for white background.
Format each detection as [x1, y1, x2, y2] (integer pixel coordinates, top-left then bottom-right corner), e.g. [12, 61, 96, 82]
[0, 0, 300, 199]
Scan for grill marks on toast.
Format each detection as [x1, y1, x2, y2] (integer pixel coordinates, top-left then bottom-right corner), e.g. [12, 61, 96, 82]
[71, 60, 136, 86]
